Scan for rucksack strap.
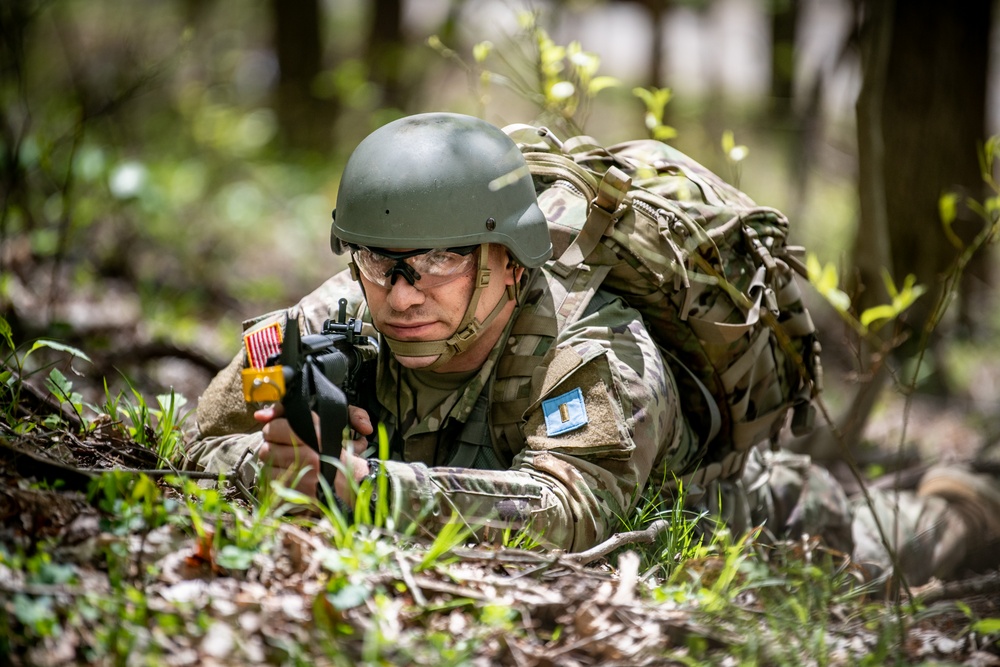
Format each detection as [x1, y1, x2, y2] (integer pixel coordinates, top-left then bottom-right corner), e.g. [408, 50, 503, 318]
[659, 347, 722, 447]
[488, 268, 617, 460]
[551, 166, 632, 278]
[489, 286, 560, 462]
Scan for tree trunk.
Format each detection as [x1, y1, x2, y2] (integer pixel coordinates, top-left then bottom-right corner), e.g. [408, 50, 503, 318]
[769, 0, 798, 113]
[853, 0, 991, 390]
[880, 0, 993, 370]
[270, 0, 335, 150]
[366, 0, 406, 111]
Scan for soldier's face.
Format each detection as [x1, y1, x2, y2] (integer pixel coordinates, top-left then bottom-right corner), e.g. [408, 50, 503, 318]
[360, 244, 520, 371]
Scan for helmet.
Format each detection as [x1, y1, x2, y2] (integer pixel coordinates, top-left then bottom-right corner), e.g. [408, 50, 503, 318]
[331, 112, 552, 268]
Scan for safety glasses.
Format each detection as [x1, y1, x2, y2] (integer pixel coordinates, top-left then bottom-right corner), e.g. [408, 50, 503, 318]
[349, 244, 479, 289]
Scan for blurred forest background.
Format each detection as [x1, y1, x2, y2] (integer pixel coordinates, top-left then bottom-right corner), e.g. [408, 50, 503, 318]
[2, 0, 999, 464]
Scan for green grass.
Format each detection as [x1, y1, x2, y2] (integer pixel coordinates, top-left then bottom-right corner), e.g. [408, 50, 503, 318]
[4, 316, 1000, 665]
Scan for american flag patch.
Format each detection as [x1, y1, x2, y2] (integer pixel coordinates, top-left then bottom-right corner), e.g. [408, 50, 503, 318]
[244, 322, 283, 369]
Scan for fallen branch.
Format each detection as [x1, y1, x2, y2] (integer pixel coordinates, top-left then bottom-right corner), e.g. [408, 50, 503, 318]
[915, 569, 1000, 605]
[564, 519, 671, 566]
[0, 432, 95, 491]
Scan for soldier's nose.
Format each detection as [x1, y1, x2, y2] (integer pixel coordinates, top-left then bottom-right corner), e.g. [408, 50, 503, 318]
[386, 276, 425, 310]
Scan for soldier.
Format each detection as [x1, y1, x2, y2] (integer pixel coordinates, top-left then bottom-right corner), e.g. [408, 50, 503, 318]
[187, 112, 1000, 586]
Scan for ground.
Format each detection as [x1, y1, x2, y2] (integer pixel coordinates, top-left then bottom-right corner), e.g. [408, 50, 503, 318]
[1, 362, 1000, 665]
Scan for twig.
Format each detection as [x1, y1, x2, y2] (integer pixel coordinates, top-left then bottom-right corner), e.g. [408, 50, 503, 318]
[395, 552, 427, 607]
[78, 467, 221, 480]
[0, 432, 94, 491]
[411, 575, 490, 601]
[231, 448, 258, 506]
[564, 519, 670, 565]
[0, 580, 88, 598]
[914, 569, 1000, 605]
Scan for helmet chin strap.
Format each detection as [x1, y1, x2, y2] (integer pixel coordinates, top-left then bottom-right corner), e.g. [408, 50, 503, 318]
[381, 245, 514, 371]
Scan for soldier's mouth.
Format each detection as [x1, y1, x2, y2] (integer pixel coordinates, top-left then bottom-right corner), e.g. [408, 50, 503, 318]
[382, 321, 439, 339]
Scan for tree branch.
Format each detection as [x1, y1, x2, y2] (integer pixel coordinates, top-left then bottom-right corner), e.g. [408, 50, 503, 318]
[915, 569, 1000, 605]
[564, 519, 670, 566]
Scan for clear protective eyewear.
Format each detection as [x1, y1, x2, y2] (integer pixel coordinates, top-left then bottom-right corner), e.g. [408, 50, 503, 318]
[349, 244, 479, 290]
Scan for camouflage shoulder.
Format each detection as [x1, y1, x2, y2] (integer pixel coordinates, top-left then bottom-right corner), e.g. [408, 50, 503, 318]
[242, 267, 363, 337]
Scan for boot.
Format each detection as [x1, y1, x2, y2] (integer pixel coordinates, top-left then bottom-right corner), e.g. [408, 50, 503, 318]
[917, 465, 1000, 576]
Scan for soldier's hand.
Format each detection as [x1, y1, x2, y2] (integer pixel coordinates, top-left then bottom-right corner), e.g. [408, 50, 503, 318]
[255, 404, 321, 497]
[255, 404, 374, 505]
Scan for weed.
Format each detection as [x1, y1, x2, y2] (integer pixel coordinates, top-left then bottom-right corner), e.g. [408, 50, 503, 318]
[102, 378, 190, 464]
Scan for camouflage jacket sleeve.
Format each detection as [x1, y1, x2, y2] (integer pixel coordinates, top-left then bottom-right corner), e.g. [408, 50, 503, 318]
[183, 269, 365, 479]
[382, 294, 697, 552]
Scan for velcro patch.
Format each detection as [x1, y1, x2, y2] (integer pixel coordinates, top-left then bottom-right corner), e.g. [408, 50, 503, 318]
[244, 322, 282, 369]
[542, 387, 588, 436]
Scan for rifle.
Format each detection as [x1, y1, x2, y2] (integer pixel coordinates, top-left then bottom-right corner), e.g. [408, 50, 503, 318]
[241, 298, 378, 490]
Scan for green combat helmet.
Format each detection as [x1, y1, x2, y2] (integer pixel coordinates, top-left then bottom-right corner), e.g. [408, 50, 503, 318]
[331, 112, 553, 369]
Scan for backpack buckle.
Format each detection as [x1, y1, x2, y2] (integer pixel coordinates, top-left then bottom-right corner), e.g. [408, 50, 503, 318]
[743, 226, 777, 279]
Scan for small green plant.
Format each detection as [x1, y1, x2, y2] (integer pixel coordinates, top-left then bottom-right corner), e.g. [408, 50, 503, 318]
[954, 600, 1000, 644]
[633, 86, 677, 142]
[415, 516, 472, 574]
[102, 378, 190, 463]
[807, 254, 926, 341]
[614, 471, 710, 578]
[429, 9, 619, 136]
[499, 521, 543, 551]
[0, 315, 93, 423]
[721, 130, 749, 188]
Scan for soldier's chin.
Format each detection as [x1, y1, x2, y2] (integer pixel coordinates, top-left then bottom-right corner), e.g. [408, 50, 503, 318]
[393, 353, 442, 370]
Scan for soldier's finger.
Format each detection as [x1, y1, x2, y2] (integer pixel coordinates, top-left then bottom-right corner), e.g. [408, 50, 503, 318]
[347, 437, 368, 455]
[263, 440, 320, 470]
[348, 406, 374, 436]
[261, 418, 305, 447]
[253, 403, 285, 423]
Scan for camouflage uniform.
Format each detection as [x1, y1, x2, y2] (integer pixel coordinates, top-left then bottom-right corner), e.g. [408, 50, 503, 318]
[186, 264, 992, 587]
[189, 265, 695, 551]
[186, 111, 1000, 589]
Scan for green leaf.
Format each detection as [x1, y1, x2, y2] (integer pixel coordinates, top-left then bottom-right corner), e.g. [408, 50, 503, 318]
[327, 583, 370, 610]
[806, 254, 851, 313]
[13, 594, 56, 628]
[38, 561, 77, 586]
[652, 125, 678, 141]
[28, 339, 92, 363]
[632, 86, 672, 122]
[588, 76, 619, 95]
[472, 40, 492, 63]
[516, 9, 535, 30]
[632, 87, 655, 107]
[938, 192, 963, 249]
[269, 482, 316, 506]
[156, 392, 188, 414]
[817, 262, 838, 294]
[722, 130, 735, 155]
[0, 315, 13, 351]
[860, 304, 896, 329]
[216, 545, 254, 570]
[722, 130, 748, 162]
[972, 617, 1000, 634]
[985, 195, 1000, 217]
[45, 368, 73, 399]
[882, 269, 926, 311]
[939, 191, 958, 225]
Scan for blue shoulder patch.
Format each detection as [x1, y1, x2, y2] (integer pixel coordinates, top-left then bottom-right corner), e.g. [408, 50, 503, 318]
[542, 387, 588, 437]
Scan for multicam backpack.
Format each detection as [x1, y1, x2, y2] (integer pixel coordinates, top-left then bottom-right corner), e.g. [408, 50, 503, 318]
[492, 124, 822, 487]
